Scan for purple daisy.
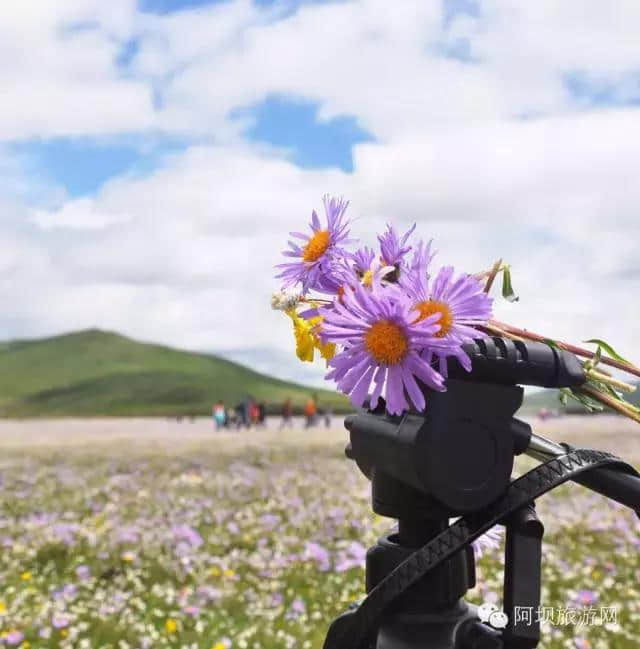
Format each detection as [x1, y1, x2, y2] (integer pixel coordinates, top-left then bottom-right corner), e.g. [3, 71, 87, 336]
[320, 282, 453, 414]
[405, 265, 493, 376]
[407, 238, 436, 278]
[377, 223, 416, 268]
[352, 246, 376, 274]
[472, 526, 503, 559]
[276, 196, 353, 293]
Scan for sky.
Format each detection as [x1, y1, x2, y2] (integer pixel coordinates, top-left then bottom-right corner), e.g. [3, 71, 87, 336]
[2, 0, 640, 387]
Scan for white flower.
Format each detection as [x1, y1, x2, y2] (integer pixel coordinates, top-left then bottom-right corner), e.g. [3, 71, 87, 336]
[270, 291, 301, 311]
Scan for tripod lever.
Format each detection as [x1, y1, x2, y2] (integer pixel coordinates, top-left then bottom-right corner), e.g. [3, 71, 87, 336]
[502, 504, 543, 649]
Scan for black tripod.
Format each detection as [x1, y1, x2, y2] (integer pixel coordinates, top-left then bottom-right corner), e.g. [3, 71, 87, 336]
[322, 338, 640, 649]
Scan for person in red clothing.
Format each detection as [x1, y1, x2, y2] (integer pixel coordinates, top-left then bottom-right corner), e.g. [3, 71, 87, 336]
[304, 395, 317, 428]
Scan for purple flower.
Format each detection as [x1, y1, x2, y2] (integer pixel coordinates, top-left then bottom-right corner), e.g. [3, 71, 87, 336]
[320, 282, 452, 414]
[353, 246, 376, 274]
[304, 541, 331, 572]
[5, 631, 24, 646]
[575, 590, 599, 606]
[171, 524, 203, 548]
[472, 527, 503, 559]
[75, 564, 91, 581]
[378, 223, 416, 267]
[276, 196, 353, 293]
[184, 605, 200, 617]
[405, 238, 436, 279]
[405, 265, 492, 377]
[52, 613, 70, 629]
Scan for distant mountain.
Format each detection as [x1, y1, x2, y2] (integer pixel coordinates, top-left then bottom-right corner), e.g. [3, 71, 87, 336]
[0, 329, 633, 418]
[0, 329, 349, 417]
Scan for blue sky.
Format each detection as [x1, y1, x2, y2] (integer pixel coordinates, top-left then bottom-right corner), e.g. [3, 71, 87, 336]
[9, 0, 630, 201]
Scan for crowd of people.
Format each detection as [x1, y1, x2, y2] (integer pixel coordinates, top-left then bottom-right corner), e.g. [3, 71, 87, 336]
[212, 398, 266, 429]
[212, 395, 333, 430]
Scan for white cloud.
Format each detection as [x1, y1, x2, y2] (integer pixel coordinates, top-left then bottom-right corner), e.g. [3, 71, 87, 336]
[1, 0, 640, 386]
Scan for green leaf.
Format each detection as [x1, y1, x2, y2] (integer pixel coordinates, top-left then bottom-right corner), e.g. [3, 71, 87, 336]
[583, 338, 632, 365]
[501, 265, 519, 302]
[543, 338, 560, 349]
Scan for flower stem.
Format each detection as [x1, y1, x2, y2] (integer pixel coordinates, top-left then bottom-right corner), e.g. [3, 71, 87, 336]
[576, 384, 640, 424]
[488, 319, 640, 379]
[585, 369, 636, 393]
[483, 259, 503, 294]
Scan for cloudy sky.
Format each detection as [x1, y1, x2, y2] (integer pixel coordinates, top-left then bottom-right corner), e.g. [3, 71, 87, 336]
[2, 0, 640, 386]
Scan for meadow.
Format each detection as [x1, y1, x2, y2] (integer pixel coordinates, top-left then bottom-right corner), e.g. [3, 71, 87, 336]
[0, 416, 638, 649]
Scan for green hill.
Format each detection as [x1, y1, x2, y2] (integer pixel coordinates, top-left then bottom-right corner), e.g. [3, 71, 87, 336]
[0, 329, 349, 417]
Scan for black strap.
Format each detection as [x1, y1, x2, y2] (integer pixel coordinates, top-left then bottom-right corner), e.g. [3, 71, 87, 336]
[323, 448, 639, 649]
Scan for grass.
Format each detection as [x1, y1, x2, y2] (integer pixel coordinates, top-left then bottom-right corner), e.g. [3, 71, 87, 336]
[0, 424, 637, 649]
[0, 329, 349, 417]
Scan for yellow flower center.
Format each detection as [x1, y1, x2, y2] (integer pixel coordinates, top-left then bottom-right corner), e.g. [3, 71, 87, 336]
[365, 320, 408, 365]
[361, 270, 374, 288]
[302, 230, 330, 262]
[413, 300, 453, 337]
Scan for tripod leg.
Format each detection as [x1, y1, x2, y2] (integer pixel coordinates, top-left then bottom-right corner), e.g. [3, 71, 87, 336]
[502, 503, 543, 649]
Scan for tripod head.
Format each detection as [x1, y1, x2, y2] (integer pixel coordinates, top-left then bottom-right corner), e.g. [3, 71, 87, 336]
[346, 337, 585, 518]
[325, 337, 640, 649]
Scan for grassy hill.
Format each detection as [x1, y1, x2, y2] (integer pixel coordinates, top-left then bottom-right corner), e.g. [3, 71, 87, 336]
[521, 383, 640, 416]
[0, 329, 349, 417]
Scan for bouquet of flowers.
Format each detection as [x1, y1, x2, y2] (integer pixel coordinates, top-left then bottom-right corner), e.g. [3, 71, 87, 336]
[272, 196, 640, 422]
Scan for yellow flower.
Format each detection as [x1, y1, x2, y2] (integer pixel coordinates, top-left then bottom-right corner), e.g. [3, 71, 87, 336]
[212, 643, 226, 649]
[22, 642, 31, 649]
[121, 551, 135, 563]
[223, 568, 235, 578]
[165, 618, 178, 634]
[60, 629, 68, 638]
[288, 310, 315, 362]
[210, 566, 221, 577]
[20, 572, 32, 581]
[287, 310, 335, 363]
[0, 601, 6, 614]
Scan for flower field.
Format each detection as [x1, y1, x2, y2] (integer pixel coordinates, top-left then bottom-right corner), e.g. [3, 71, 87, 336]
[0, 419, 638, 649]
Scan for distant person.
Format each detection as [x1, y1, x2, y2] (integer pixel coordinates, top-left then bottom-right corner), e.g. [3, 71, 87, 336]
[249, 400, 260, 427]
[280, 398, 293, 430]
[234, 402, 248, 429]
[257, 402, 266, 428]
[304, 396, 317, 428]
[323, 406, 332, 428]
[212, 401, 226, 430]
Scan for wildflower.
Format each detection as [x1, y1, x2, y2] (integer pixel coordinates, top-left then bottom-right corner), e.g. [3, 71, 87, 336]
[223, 568, 235, 578]
[270, 291, 301, 312]
[287, 310, 335, 363]
[5, 630, 24, 646]
[0, 601, 6, 614]
[276, 196, 353, 293]
[377, 223, 416, 268]
[472, 527, 503, 559]
[165, 618, 178, 634]
[405, 238, 436, 279]
[352, 246, 376, 275]
[121, 551, 136, 563]
[75, 564, 91, 581]
[405, 265, 492, 376]
[212, 638, 231, 649]
[20, 571, 32, 581]
[320, 282, 452, 414]
[51, 613, 70, 629]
